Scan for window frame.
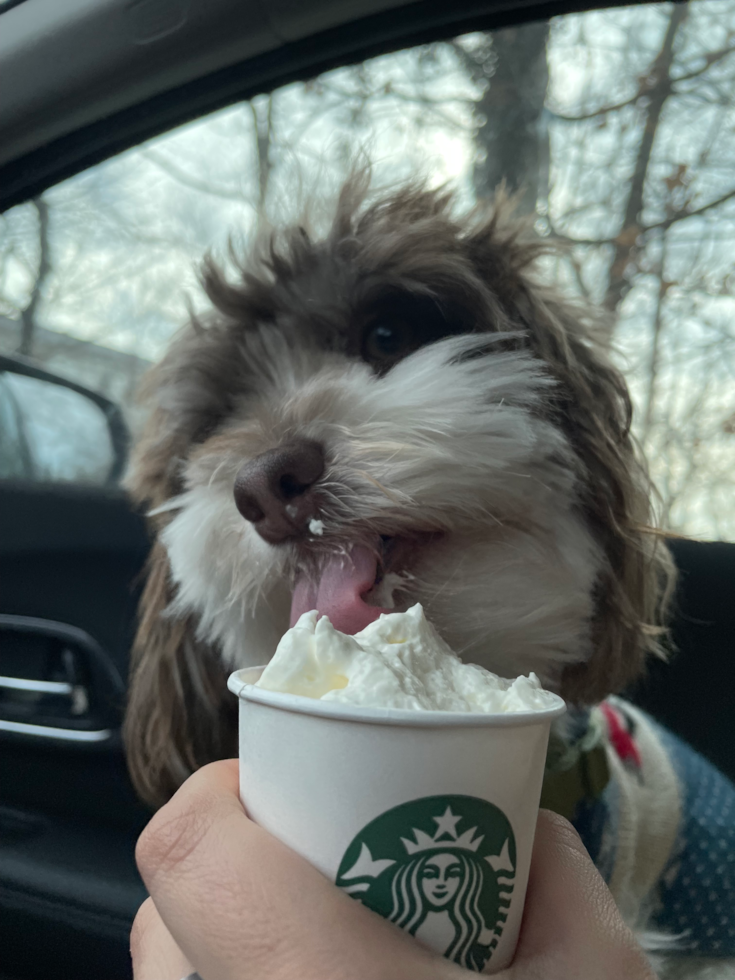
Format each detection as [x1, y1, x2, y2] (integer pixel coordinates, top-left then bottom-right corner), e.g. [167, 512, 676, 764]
[0, 0, 644, 213]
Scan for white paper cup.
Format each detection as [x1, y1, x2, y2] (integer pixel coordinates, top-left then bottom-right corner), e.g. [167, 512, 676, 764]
[228, 668, 565, 974]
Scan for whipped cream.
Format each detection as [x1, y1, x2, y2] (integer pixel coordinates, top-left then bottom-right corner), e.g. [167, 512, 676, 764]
[256, 604, 558, 713]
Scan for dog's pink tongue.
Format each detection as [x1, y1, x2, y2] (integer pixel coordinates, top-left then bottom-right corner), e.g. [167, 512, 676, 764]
[290, 545, 390, 634]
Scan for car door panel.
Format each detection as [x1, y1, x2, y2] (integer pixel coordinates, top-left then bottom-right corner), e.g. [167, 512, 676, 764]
[1, 806, 145, 980]
[0, 482, 151, 980]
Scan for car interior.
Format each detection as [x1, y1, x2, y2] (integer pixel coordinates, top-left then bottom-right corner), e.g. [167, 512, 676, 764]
[0, 0, 733, 977]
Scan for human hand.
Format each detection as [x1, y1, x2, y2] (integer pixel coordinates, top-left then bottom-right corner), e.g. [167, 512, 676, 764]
[131, 760, 655, 980]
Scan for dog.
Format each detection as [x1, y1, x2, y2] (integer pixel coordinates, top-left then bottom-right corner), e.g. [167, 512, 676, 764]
[123, 173, 735, 977]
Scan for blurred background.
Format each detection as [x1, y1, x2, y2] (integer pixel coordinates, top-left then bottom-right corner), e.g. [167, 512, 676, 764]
[1, 0, 733, 539]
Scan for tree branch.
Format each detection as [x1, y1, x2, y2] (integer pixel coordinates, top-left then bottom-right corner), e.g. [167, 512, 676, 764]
[547, 42, 734, 122]
[647, 186, 735, 233]
[672, 43, 735, 85]
[141, 149, 251, 204]
[547, 91, 641, 122]
[550, 187, 735, 247]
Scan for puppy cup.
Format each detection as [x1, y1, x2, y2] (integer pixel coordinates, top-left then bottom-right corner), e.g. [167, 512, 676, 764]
[228, 668, 565, 974]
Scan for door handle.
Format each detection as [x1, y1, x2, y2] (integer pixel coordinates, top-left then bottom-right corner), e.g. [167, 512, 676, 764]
[0, 718, 112, 742]
[0, 614, 124, 744]
[0, 675, 74, 695]
[0, 673, 89, 714]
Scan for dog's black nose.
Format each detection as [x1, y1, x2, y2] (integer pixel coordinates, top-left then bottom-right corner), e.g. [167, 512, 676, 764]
[234, 441, 325, 544]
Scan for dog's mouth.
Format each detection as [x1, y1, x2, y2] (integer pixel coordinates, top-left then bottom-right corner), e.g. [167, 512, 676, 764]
[290, 535, 424, 634]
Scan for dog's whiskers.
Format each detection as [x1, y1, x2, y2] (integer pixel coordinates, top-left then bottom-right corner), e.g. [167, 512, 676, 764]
[354, 471, 408, 505]
[207, 457, 235, 488]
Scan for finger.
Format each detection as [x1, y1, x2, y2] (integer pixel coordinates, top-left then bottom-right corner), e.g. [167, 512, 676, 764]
[136, 760, 463, 980]
[506, 809, 656, 979]
[130, 896, 193, 980]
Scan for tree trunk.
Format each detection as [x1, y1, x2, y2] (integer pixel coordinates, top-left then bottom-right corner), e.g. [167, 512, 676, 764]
[603, 4, 688, 312]
[461, 22, 550, 215]
[250, 95, 273, 236]
[19, 197, 50, 357]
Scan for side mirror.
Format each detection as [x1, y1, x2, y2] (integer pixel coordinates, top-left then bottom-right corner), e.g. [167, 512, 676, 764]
[0, 354, 129, 485]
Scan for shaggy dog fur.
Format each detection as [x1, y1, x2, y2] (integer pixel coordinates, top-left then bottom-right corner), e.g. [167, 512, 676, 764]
[123, 174, 735, 973]
[125, 174, 670, 800]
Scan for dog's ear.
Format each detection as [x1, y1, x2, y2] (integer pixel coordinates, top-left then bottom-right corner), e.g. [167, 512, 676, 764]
[123, 322, 238, 806]
[126, 240, 283, 509]
[124, 541, 238, 808]
[465, 201, 675, 704]
[125, 320, 235, 509]
[123, 261, 270, 806]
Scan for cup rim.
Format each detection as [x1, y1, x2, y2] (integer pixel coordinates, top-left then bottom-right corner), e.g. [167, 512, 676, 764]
[227, 667, 567, 728]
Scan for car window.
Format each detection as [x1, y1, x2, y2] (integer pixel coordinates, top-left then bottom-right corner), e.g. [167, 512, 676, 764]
[0, 372, 32, 478]
[1, 372, 115, 483]
[0, 0, 732, 538]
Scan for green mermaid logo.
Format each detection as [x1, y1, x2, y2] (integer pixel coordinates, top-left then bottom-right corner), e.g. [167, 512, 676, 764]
[336, 795, 516, 972]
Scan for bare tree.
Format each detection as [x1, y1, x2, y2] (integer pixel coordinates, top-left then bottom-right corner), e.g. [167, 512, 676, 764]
[18, 197, 50, 356]
[456, 23, 550, 214]
[0, 2, 731, 537]
[544, 1, 735, 536]
[250, 95, 274, 233]
[603, 4, 688, 312]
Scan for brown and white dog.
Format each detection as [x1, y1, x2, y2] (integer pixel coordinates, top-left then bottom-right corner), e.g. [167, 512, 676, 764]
[125, 173, 729, 969]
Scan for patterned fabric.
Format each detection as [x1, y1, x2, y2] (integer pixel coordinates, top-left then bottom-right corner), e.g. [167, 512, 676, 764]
[564, 700, 735, 958]
[651, 724, 735, 954]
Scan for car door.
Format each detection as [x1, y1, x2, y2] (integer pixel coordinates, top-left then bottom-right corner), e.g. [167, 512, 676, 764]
[0, 361, 151, 980]
[1, 1, 733, 978]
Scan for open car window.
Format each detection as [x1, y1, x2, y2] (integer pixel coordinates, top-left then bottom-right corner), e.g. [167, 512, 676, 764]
[0, 0, 733, 538]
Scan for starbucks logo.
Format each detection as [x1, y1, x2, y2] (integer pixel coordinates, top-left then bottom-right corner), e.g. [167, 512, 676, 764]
[336, 794, 516, 972]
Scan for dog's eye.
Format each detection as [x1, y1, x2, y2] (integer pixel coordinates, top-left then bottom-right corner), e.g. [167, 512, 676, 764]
[362, 320, 415, 366]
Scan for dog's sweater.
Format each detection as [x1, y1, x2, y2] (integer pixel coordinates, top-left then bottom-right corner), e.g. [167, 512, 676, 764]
[543, 698, 735, 957]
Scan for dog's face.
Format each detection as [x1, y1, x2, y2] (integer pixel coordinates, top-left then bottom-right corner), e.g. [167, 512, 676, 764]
[125, 178, 670, 807]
